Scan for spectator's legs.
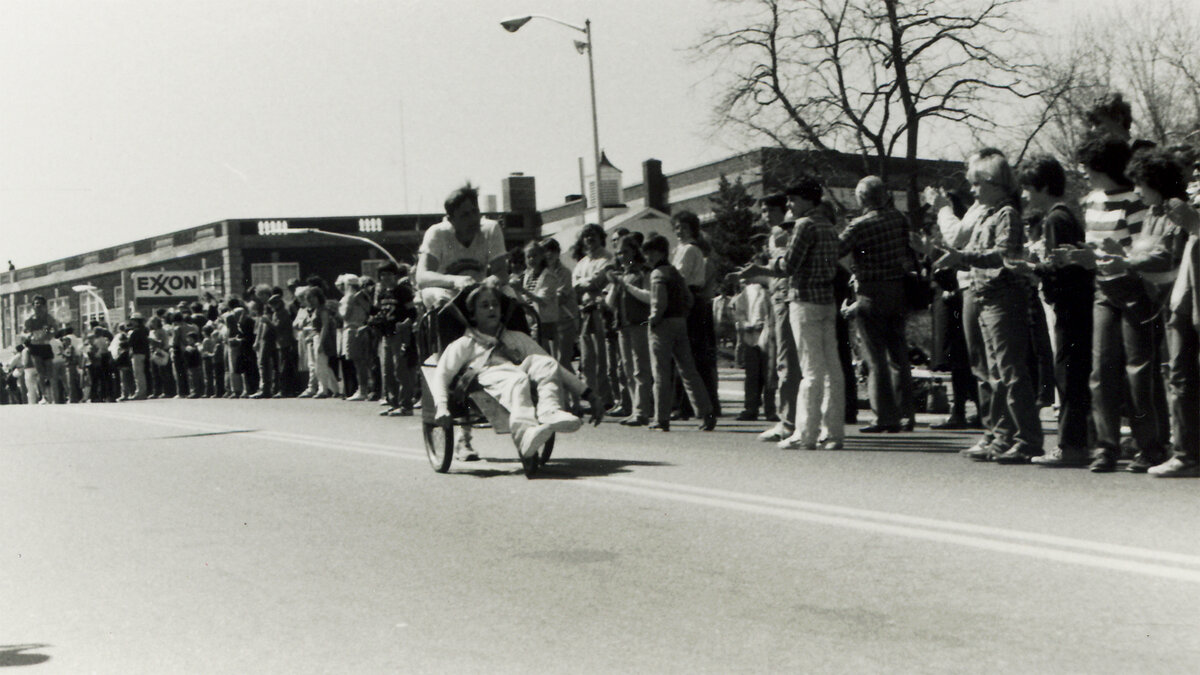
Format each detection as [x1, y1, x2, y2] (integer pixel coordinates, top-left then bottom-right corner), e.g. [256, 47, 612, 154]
[963, 289, 995, 446]
[1166, 312, 1199, 465]
[1122, 313, 1168, 459]
[578, 311, 612, 407]
[771, 290, 798, 432]
[1052, 294, 1093, 452]
[663, 316, 712, 418]
[132, 354, 149, 399]
[619, 324, 654, 421]
[978, 288, 1042, 454]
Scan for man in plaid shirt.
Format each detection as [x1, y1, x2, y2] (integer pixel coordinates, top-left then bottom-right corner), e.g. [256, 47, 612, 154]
[743, 177, 845, 449]
[840, 176, 916, 433]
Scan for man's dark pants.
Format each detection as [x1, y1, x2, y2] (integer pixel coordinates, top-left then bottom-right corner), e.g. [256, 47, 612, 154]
[855, 279, 914, 427]
[1050, 290, 1093, 451]
[1091, 299, 1169, 460]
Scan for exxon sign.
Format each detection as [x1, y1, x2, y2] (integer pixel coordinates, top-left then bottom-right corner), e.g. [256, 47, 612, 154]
[132, 272, 201, 298]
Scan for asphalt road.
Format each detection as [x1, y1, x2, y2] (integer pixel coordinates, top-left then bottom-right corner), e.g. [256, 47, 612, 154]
[3, 394, 1199, 674]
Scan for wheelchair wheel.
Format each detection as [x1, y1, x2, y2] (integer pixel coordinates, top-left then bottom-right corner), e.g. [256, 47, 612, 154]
[423, 422, 453, 473]
[540, 434, 556, 466]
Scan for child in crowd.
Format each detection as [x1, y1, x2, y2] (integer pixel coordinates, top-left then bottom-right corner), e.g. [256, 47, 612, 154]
[200, 324, 221, 397]
[733, 265, 773, 423]
[183, 332, 204, 399]
[1122, 150, 1199, 477]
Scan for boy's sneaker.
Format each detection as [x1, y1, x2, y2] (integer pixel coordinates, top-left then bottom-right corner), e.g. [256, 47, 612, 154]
[1089, 450, 1118, 473]
[1126, 451, 1167, 473]
[735, 410, 758, 422]
[454, 436, 480, 462]
[1032, 447, 1090, 468]
[777, 435, 816, 450]
[1147, 457, 1200, 477]
[757, 423, 790, 442]
[519, 423, 555, 460]
[543, 410, 583, 434]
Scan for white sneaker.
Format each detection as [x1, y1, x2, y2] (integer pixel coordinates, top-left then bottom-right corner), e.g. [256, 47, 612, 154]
[1148, 457, 1200, 477]
[777, 435, 816, 450]
[757, 423, 791, 442]
[454, 436, 480, 462]
[542, 410, 583, 434]
[346, 390, 366, 401]
[520, 423, 556, 459]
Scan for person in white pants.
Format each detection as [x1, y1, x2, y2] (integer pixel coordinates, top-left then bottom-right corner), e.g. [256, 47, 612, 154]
[432, 285, 602, 468]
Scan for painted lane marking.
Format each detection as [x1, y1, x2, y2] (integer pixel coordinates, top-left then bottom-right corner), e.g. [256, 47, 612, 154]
[67, 407, 1200, 583]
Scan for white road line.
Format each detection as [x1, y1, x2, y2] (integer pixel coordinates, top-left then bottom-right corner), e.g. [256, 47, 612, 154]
[65, 407, 1200, 583]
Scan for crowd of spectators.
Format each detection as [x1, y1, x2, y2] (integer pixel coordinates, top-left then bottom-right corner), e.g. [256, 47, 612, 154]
[6, 92, 1197, 478]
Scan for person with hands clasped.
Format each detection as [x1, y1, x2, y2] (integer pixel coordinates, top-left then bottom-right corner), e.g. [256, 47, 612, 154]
[931, 151, 1043, 464]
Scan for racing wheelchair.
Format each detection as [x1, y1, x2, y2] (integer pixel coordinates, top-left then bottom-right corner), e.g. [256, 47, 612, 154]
[416, 285, 559, 477]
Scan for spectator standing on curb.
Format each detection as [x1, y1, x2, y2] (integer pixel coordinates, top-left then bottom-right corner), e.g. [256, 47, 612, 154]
[1118, 149, 1192, 475]
[605, 232, 653, 427]
[933, 151, 1043, 464]
[1075, 132, 1161, 473]
[732, 264, 774, 423]
[1144, 155, 1200, 477]
[1017, 157, 1095, 467]
[572, 223, 616, 412]
[127, 314, 150, 400]
[840, 176, 915, 433]
[757, 193, 799, 442]
[672, 211, 721, 419]
[373, 263, 418, 416]
[636, 233, 716, 432]
[744, 177, 845, 450]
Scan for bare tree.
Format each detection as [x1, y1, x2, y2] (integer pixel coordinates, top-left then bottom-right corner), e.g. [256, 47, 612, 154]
[1011, 0, 1200, 160]
[697, 0, 1034, 221]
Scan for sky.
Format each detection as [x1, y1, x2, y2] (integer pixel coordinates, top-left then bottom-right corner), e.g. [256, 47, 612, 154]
[0, 0, 1143, 269]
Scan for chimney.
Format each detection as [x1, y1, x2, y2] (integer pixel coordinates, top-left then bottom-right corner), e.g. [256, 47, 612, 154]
[643, 159, 668, 213]
[502, 172, 537, 213]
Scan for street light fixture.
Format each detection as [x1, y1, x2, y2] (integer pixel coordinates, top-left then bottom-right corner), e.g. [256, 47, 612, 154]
[72, 283, 111, 328]
[501, 14, 605, 228]
[265, 227, 403, 268]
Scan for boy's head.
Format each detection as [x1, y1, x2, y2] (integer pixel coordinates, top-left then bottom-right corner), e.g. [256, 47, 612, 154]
[1076, 132, 1132, 186]
[1085, 92, 1133, 140]
[1126, 149, 1189, 205]
[761, 193, 788, 224]
[786, 176, 823, 214]
[641, 233, 670, 264]
[202, 323, 215, 335]
[1018, 155, 1066, 198]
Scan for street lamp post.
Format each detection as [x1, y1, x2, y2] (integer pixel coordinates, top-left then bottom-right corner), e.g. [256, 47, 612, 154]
[501, 14, 605, 229]
[71, 283, 111, 328]
[266, 228, 403, 268]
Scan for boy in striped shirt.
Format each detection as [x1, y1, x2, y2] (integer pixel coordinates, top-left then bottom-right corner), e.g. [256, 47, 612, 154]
[1073, 133, 1165, 472]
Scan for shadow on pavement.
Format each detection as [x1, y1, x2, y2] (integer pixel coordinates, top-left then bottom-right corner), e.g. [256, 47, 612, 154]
[839, 433, 973, 453]
[537, 458, 673, 480]
[449, 457, 671, 480]
[0, 644, 51, 667]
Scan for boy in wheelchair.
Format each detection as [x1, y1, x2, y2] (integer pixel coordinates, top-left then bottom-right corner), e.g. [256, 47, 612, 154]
[431, 284, 603, 466]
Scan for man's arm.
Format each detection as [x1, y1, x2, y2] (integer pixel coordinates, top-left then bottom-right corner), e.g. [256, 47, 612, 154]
[416, 252, 474, 291]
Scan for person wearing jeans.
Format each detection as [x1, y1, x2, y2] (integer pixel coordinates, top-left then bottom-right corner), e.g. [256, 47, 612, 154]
[933, 151, 1043, 463]
[632, 234, 714, 432]
[743, 177, 843, 449]
[605, 233, 654, 426]
[840, 176, 915, 433]
[1018, 156, 1095, 467]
